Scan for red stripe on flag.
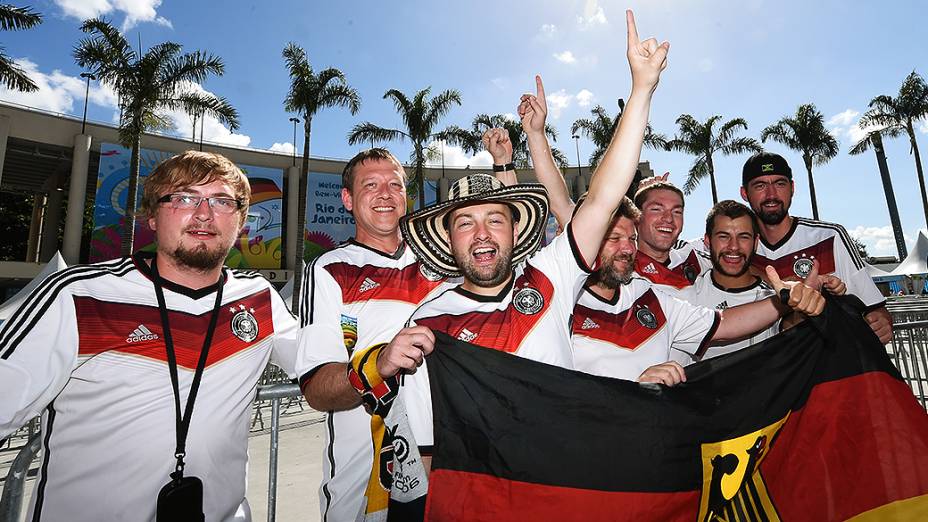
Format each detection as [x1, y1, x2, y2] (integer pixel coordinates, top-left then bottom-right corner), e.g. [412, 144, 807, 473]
[763, 371, 928, 521]
[425, 469, 700, 521]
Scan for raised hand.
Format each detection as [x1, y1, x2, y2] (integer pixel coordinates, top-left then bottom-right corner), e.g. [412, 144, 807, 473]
[376, 325, 435, 379]
[518, 75, 548, 137]
[482, 128, 513, 165]
[766, 265, 825, 317]
[626, 9, 669, 93]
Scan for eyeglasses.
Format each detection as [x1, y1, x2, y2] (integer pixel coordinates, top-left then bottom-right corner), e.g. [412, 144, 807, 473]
[157, 193, 244, 214]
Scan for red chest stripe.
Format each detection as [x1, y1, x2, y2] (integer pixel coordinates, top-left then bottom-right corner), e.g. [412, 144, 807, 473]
[572, 289, 667, 351]
[326, 262, 444, 305]
[74, 289, 274, 369]
[634, 252, 698, 289]
[416, 267, 554, 353]
[751, 237, 836, 281]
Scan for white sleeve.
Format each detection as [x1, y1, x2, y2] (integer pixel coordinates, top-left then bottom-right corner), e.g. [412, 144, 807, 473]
[658, 292, 719, 362]
[294, 258, 350, 384]
[526, 222, 594, 315]
[0, 284, 78, 438]
[269, 283, 298, 379]
[830, 227, 885, 308]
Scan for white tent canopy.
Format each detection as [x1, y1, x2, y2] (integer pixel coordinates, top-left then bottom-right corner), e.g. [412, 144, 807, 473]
[889, 232, 928, 277]
[0, 252, 68, 326]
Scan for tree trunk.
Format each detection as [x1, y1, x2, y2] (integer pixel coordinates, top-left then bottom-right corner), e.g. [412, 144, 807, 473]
[120, 136, 141, 257]
[706, 154, 718, 205]
[804, 153, 819, 220]
[290, 118, 311, 312]
[415, 147, 425, 210]
[908, 121, 928, 230]
[872, 133, 907, 260]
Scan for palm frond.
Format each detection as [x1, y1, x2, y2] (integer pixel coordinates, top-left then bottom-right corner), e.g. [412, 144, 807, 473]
[0, 54, 37, 91]
[683, 156, 710, 195]
[0, 4, 41, 31]
[348, 122, 407, 146]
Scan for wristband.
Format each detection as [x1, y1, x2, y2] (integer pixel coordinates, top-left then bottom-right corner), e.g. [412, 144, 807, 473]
[492, 162, 516, 172]
[347, 343, 399, 416]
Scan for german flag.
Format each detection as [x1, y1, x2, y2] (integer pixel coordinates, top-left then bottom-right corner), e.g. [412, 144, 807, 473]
[424, 297, 928, 521]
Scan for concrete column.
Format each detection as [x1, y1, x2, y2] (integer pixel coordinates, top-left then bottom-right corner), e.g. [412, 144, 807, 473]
[40, 173, 63, 262]
[0, 115, 9, 188]
[573, 173, 588, 200]
[285, 166, 300, 269]
[26, 194, 45, 262]
[63, 134, 92, 264]
[438, 177, 449, 203]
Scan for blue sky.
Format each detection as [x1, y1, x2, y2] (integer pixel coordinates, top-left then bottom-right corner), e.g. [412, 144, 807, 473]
[3, 0, 928, 258]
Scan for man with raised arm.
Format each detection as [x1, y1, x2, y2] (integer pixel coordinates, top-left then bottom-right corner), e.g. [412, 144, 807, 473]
[0, 151, 297, 522]
[741, 151, 893, 343]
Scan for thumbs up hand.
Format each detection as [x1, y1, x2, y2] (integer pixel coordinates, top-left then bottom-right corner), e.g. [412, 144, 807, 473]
[766, 265, 826, 317]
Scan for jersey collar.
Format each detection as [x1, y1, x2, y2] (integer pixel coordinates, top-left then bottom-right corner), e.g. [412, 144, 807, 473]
[134, 251, 226, 300]
[348, 238, 406, 260]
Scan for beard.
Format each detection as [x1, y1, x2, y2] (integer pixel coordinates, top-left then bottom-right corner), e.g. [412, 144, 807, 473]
[711, 250, 752, 277]
[456, 243, 514, 288]
[597, 253, 635, 289]
[756, 199, 788, 225]
[172, 242, 228, 271]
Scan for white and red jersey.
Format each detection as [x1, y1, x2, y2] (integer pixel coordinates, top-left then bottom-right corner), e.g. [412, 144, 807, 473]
[678, 271, 778, 360]
[402, 224, 593, 447]
[295, 239, 451, 522]
[0, 253, 297, 522]
[751, 217, 885, 309]
[634, 239, 712, 296]
[571, 277, 720, 381]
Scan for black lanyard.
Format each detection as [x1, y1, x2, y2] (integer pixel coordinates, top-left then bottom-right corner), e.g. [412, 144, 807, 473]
[151, 259, 225, 480]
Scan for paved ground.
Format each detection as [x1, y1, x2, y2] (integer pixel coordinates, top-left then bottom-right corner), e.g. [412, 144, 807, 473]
[2, 410, 327, 522]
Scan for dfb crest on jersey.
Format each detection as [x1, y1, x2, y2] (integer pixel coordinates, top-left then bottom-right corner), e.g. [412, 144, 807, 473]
[636, 306, 658, 329]
[513, 287, 544, 315]
[230, 304, 258, 342]
[683, 263, 698, 283]
[792, 254, 815, 279]
[419, 262, 444, 282]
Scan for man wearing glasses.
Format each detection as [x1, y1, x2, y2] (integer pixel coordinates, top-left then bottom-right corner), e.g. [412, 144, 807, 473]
[0, 150, 297, 521]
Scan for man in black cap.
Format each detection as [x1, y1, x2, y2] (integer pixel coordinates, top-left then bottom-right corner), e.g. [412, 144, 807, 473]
[740, 151, 892, 343]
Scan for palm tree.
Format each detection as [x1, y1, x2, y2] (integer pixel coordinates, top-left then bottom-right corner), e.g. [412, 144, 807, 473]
[760, 104, 838, 220]
[0, 4, 42, 92]
[858, 71, 928, 228]
[74, 18, 239, 256]
[665, 114, 762, 204]
[470, 114, 568, 168]
[348, 87, 474, 208]
[571, 104, 665, 171]
[850, 130, 907, 260]
[282, 42, 360, 309]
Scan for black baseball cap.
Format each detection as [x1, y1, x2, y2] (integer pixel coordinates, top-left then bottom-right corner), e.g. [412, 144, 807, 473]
[742, 152, 792, 187]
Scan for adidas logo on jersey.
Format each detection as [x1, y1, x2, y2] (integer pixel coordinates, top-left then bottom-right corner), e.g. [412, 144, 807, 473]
[642, 263, 658, 275]
[359, 277, 380, 293]
[126, 324, 159, 343]
[458, 328, 477, 343]
[716, 300, 729, 310]
[581, 317, 600, 330]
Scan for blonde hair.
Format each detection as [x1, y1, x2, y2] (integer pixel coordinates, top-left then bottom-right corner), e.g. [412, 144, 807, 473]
[140, 150, 251, 225]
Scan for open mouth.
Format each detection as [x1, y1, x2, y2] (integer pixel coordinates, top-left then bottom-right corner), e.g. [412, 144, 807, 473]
[372, 205, 395, 213]
[761, 200, 782, 210]
[186, 229, 218, 240]
[720, 253, 744, 265]
[472, 246, 498, 265]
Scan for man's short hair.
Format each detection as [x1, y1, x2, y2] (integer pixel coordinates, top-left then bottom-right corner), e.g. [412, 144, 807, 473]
[633, 181, 685, 210]
[705, 199, 759, 237]
[616, 196, 641, 222]
[341, 148, 407, 192]
[140, 150, 250, 225]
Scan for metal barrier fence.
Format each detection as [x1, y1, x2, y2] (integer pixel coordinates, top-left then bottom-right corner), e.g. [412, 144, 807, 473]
[5, 310, 928, 522]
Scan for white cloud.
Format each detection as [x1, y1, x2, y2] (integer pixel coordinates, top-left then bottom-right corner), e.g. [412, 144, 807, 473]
[424, 140, 493, 168]
[0, 58, 117, 113]
[546, 89, 572, 119]
[827, 109, 860, 127]
[920, 120, 928, 134]
[539, 24, 557, 38]
[269, 142, 295, 154]
[490, 77, 507, 90]
[577, 0, 608, 29]
[849, 225, 912, 258]
[54, 0, 172, 31]
[553, 51, 576, 64]
[162, 81, 251, 147]
[576, 89, 594, 107]
[847, 121, 881, 147]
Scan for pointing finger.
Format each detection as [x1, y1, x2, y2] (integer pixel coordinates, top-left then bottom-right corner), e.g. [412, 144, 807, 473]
[535, 75, 546, 104]
[626, 9, 639, 47]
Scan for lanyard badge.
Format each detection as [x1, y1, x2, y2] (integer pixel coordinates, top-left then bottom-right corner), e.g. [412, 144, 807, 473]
[151, 259, 224, 522]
